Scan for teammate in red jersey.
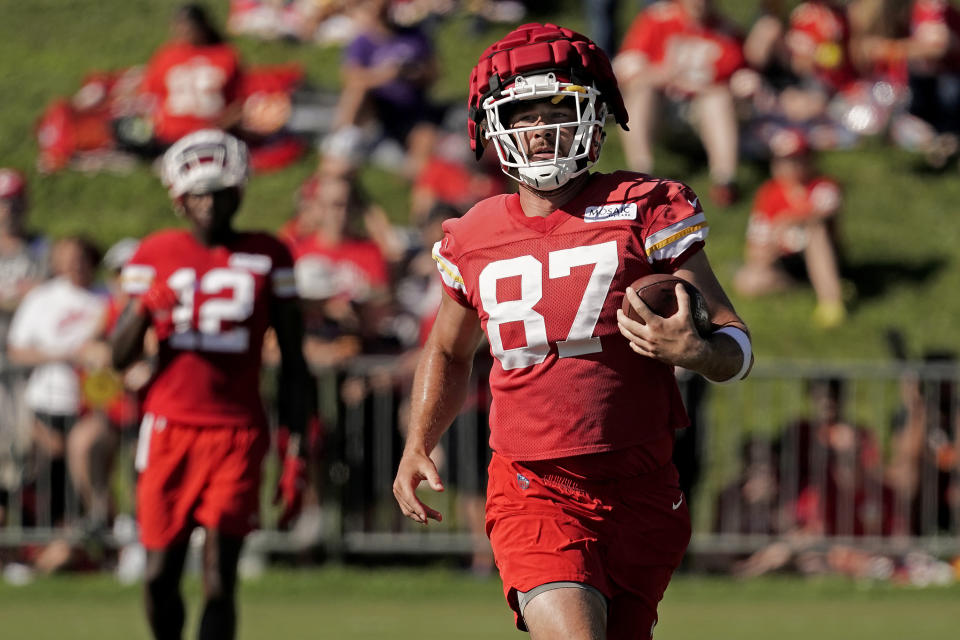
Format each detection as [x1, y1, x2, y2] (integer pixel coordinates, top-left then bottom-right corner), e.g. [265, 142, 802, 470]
[393, 24, 753, 639]
[110, 130, 310, 640]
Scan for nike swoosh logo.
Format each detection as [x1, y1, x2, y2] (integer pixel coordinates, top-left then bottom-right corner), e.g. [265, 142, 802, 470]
[672, 495, 683, 510]
[687, 197, 699, 210]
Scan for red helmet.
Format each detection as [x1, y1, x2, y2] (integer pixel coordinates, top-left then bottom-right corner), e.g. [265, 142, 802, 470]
[467, 23, 628, 190]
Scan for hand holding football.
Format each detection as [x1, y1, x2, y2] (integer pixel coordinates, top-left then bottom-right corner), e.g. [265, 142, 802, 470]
[621, 274, 712, 337]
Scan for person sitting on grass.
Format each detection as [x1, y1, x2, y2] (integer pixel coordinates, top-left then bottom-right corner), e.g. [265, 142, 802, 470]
[734, 128, 848, 328]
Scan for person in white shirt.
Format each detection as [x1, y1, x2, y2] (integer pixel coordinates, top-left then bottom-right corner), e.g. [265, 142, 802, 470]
[7, 237, 106, 525]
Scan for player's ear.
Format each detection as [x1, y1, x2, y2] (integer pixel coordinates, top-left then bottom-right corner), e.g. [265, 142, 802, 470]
[172, 197, 186, 218]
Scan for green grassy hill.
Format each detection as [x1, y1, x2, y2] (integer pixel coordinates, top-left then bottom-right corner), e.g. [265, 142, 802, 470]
[2, 0, 959, 360]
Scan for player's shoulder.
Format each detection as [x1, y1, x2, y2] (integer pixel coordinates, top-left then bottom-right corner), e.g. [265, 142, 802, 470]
[440, 193, 513, 249]
[136, 229, 194, 257]
[592, 171, 696, 208]
[234, 230, 293, 262]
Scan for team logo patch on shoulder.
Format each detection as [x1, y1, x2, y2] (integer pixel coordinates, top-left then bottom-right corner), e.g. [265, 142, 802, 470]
[583, 202, 637, 223]
[229, 253, 272, 273]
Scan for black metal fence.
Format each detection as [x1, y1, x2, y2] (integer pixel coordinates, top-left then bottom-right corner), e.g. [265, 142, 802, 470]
[1, 360, 957, 561]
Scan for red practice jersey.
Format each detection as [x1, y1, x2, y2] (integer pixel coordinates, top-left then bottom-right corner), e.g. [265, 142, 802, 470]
[747, 176, 841, 255]
[141, 42, 242, 144]
[121, 230, 297, 427]
[433, 171, 707, 461]
[620, 0, 744, 90]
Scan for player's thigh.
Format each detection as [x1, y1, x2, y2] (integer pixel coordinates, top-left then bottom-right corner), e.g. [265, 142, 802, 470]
[606, 566, 676, 640]
[194, 427, 269, 536]
[521, 583, 607, 640]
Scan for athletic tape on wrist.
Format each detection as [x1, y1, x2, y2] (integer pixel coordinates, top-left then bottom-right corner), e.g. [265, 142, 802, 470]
[713, 326, 752, 384]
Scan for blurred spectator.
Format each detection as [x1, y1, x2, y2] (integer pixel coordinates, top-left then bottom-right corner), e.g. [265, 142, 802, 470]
[847, 0, 912, 84]
[0, 170, 47, 363]
[409, 133, 507, 223]
[66, 238, 147, 536]
[739, 1, 864, 155]
[729, 378, 899, 577]
[614, 0, 743, 205]
[326, 0, 444, 179]
[734, 129, 847, 329]
[117, 4, 243, 156]
[6, 237, 106, 526]
[585, 0, 623, 57]
[391, 202, 493, 573]
[849, 0, 960, 167]
[713, 435, 781, 537]
[785, 1, 857, 103]
[887, 352, 960, 535]
[777, 378, 892, 537]
[227, 0, 351, 43]
[288, 173, 396, 369]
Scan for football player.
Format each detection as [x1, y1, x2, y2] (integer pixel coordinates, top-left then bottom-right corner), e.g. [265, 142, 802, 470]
[393, 24, 753, 639]
[110, 129, 310, 640]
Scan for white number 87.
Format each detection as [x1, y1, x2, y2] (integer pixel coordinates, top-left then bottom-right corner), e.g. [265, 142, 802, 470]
[478, 241, 618, 370]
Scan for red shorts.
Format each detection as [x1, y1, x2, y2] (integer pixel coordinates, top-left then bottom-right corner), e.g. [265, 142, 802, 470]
[135, 415, 269, 550]
[485, 452, 691, 638]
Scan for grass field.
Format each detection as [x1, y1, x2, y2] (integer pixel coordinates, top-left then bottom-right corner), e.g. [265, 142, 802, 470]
[1, 567, 958, 639]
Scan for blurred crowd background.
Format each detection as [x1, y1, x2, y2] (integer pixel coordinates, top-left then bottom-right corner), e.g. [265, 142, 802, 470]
[1, 0, 959, 588]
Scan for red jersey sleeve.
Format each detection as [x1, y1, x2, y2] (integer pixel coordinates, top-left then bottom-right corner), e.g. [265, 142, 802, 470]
[432, 224, 473, 309]
[642, 182, 709, 272]
[120, 236, 160, 296]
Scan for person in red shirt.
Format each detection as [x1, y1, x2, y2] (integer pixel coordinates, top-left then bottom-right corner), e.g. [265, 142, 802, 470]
[110, 130, 310, 640]
[394, 24, 753, 638]
[138, 4, 243, 151]
[286, 173, 394, 368]
[734, 128, 846, 328]
[614, 0, 744, 204]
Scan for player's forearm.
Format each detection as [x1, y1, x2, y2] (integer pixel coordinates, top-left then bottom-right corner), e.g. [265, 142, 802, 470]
[110, 303, 151, 370]
[691, 325, 753, 383]
[277, 362, 313, 442]
[404, 344, 474, 456]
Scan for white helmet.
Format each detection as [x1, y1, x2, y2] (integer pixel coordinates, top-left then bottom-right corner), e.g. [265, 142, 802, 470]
[161, 129, 249, 198]
[482, 72, 607, 191]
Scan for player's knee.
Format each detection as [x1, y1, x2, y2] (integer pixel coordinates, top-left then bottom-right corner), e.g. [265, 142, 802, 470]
[520, 583, 607, 639]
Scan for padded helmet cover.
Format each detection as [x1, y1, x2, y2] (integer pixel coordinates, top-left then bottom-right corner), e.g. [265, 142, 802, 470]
[467, 23, 629, 157]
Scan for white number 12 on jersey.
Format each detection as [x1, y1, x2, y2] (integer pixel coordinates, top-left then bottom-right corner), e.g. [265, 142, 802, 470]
[167, 267, 255, 353]
[478, 241, 618, 370]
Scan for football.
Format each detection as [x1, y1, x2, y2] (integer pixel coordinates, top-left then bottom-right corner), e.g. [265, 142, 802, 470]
[622, 273, 713, 337]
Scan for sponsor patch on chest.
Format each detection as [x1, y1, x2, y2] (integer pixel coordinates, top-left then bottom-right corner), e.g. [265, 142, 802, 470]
[583, 202, 637, 222]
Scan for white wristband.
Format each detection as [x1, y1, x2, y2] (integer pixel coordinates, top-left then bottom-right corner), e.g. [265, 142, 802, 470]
[712, 326, 752, 384]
